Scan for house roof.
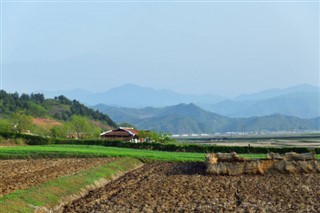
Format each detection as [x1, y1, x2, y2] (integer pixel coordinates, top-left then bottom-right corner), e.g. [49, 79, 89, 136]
[120, 127, 139, 135]
[100, 127, 139, 137]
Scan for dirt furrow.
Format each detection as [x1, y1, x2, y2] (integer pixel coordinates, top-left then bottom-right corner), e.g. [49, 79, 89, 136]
[0, 158, 116, 197]
[63, 162, 320, 212]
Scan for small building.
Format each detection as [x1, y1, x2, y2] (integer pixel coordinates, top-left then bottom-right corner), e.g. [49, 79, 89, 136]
[100, 127, 140, 142]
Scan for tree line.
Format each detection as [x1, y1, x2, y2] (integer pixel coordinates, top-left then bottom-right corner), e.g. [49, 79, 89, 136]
[0, 90, 175, 142]
[0, 90, 117, 127]
[0, 90, 119, 139]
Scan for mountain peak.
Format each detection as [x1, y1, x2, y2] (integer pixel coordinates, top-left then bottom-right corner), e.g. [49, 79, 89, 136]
[234, 84, 319, 101]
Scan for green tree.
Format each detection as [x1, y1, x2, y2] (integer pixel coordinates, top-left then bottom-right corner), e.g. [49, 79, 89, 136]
[138, 130, 148, 140]
[10, 112, 33, 133]
[67, 115, 93, 139]
[32, 125, 50, 136]
[50, 125, 68, 138]
[27, 102, 47, 117]
[156, 131, 171, 143]
[0, 119, 12, 133]
[30, 93, 45, 104]
[138, 130, 174, 143]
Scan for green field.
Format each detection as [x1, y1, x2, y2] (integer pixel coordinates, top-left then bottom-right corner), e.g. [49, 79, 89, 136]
[0, 145, 270, 162]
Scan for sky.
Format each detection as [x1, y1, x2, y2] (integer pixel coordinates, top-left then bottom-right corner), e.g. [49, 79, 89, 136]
[0, 0, 319, 97]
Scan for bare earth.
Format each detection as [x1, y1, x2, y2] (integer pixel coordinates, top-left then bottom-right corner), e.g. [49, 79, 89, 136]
[63, 162, 320, 213]
[0, 158, 115, 197]
[1, 159, 319, 212]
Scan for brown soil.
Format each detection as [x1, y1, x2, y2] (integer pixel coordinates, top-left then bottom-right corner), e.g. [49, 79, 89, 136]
[32, 117, 62, 128]
[0, 158, 115, 197]
[63, 162, 320, 212]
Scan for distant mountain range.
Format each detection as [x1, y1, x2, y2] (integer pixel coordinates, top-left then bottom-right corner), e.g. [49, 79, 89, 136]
[38, 83, 320, 119]
[93, 103, 320, 134]
[38, 83, 225, 107]
[200, 91, 319, 118]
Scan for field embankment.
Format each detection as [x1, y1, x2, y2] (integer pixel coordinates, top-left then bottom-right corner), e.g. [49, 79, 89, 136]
[0, 157, 143, 213]
[0, 158, 116, 197]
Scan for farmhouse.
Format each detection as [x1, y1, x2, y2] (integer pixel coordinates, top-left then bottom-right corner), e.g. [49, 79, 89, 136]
[100, 127, 140, 142]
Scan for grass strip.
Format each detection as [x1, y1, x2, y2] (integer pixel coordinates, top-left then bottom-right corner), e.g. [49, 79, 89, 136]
[0, 157, 143, 212]
[0, 145, 272, 162]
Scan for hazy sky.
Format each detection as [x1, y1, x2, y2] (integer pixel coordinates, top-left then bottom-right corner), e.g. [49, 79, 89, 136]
[1, 1, 319, 97]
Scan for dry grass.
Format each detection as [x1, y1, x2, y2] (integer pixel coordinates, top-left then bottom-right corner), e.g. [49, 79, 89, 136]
[32, 118, 62, 128]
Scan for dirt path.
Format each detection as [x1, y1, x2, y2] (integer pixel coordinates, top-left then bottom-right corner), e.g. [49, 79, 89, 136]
[63, 162, 320, 212]
[0, 158, 115, 197]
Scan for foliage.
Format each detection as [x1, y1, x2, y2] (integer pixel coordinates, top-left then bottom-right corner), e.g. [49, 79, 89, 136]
[50, 125, 68, 138]
[0, 119, 12, 132]
[69, 99, 117, 127]
[27, 101, 47, 117]
[10, 112, 33, 133]
[66, 115, 99, 139]
[31, 125, 50, 137]
[67, 115, 89, 139]
[138, 130, 174, 143]
[0, 90, 117, 128]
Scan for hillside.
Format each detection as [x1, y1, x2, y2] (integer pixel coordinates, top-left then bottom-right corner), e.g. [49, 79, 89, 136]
[93, 103, 320, 134]
[0, 90, 117, 130]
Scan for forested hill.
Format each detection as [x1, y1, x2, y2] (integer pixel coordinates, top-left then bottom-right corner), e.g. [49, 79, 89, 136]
[94, 103, 320, 134]
[0, 90, 117, 128]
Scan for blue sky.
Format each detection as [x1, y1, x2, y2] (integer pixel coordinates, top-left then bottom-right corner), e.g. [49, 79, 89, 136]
[1, 1, 319, 97]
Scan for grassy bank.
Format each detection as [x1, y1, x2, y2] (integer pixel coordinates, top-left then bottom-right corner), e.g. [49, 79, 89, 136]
[0, 145, 270, 162]
[0, 157, 143, 212]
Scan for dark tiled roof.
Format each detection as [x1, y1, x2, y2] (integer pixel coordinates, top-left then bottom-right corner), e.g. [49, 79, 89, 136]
[101, 128, 139, 137]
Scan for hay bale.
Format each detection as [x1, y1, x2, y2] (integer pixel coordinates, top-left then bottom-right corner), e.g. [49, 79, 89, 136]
[310, 161, 320, 172]
[205, 153, 219, 164]
[227, 162, 245, 176]
[296, 161, 314, 173]
[267, 152, 284, 160]
[284, 152, 315, 161]
[205, 152, 244, 166]
[256, 160, 274, 175]
[206, 152, 319, 175]
[284, 161, 298, 174]
[267, 152, 315, 161]
[271, 160, 286, 173]
[244, 161, 260, 175]
[206, 162, 227, 175]
[213, 152, 245, 162]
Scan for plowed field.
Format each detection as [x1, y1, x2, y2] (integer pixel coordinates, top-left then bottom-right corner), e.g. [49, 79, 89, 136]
[0, 158, 115, 197]
[63, 162, 320, 213]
